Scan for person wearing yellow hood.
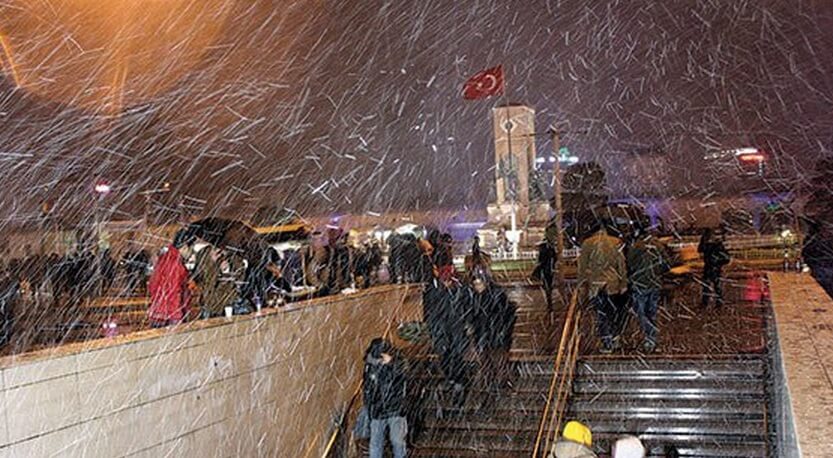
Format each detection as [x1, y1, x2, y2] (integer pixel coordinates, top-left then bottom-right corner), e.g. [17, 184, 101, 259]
[553, 421, 598, 458]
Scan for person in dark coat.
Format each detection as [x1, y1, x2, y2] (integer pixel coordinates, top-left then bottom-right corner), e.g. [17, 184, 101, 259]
[353, 243, 372, 289]
[434, 233, 454, 270]
[471, 236, 481, 261]
[467, 269, 516, 391]
[363, 338, 408, 458]
[422, 269, 470, 391]
[281, 249, 303, 288]
[533, 240, 557, 311]
[330, 233, 352, 290]
[193, 246, 236, 318]
[368, 241, 383, 284]
[0, 266, 19, 347]
[802, 222, 833, 297]
[698, 228, 731, 308]
[122, 249, 150, 296]
[626, 228, 670, 352]
[387, 233, 404, 283]
[99, 249, 116, 295]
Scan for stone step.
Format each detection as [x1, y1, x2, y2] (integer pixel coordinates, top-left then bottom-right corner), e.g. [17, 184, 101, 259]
[572, 378, 765, 399]
[578, 418, 766, 440]
[576, 358, 765, 379]
[412, 430, 537, 454]
[568, 396, 765, 420]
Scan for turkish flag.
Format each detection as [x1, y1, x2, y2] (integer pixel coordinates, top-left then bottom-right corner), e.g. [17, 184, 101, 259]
[462, 65, 504, 100]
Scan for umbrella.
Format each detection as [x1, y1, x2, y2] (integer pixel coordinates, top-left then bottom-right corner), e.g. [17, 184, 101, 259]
[395, 223, 419, 235]
[187, 217, 264, 261]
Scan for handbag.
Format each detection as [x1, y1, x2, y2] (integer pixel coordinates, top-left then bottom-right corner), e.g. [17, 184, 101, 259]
[353, 406, 371, 440]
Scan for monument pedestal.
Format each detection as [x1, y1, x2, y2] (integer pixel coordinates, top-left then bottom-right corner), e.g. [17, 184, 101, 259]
[480, 201, 552, 251]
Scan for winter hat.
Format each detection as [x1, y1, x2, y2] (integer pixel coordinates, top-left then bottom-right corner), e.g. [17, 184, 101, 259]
[562, 421, 592, 447]
[367, 338, 392, 358]
[172, 229, 196, 248]
[612, 435, 645, 458]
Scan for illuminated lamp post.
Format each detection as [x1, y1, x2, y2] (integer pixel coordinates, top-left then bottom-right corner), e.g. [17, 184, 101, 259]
[141, 182, 171, 228]
[93, 180, 112, 297]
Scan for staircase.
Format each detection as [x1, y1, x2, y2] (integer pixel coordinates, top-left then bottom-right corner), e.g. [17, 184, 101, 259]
[409, 358, 553, 457]
[568, 357, 770, 457]
[408, 283, 560, 457]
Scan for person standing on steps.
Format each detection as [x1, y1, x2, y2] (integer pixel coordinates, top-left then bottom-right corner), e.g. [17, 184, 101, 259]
[626, 226, 670, 353]
[698, 228, 731, 308]
[578, 219, 628, 354]
[363, 338, 408, 458]
[532, 239, 557, 311]
[422, 267, 470, 404]
[467, 269, 516, 393]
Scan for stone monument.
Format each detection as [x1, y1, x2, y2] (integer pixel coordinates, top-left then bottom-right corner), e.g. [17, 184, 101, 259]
[482, 104, 552, 250]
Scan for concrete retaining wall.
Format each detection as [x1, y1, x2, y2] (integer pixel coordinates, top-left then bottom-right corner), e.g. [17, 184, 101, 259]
[0, 284, 420, 457]
[768, 272, 833, 458]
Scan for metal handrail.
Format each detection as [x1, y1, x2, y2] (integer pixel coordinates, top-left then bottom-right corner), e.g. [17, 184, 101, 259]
[320, 381, 363, 458]
[532, 287, 582, 458]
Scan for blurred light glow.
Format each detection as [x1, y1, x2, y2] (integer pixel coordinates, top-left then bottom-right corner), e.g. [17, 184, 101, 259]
[737, 153, 765, 162]
[0, 1, 232, 110]
[94, 182, 112, 195]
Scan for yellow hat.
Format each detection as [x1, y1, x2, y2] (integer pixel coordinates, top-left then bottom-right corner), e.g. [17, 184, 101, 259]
[562, 421, 592, 447]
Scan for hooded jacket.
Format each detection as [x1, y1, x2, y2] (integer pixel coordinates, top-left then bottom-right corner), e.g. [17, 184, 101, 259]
[148, 245, 191, 323]
[362, 351, 407, 420]
[467, 284, 516, 351]
[626, 237, 670, 292]
[578, 230, 627, 297]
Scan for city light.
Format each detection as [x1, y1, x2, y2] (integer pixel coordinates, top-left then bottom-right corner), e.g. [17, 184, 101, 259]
[94, 182, 112, 195]
[737, 152, 765, 162]
[732, 147, 765, 163]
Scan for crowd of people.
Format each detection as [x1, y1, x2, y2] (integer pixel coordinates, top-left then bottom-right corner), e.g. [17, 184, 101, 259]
[0, 248, 152, 306]
[0, 221, 452, 346]
[145, 227, 394, 327]
[358, 228, 517, 458]
[0, 246, 153, 347]
[578, 219, 730, 353]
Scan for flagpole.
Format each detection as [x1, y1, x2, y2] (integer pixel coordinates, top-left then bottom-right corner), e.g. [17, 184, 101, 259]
[501, 66, 519, 259]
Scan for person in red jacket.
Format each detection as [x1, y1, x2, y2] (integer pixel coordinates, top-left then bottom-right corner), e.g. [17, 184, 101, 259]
[147, 230, 195, 328]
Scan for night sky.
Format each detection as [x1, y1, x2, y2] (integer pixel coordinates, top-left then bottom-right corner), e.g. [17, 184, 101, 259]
[1, 0, 832, 225]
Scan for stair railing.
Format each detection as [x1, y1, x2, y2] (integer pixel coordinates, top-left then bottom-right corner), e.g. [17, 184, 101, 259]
[532, 287, 583, 458]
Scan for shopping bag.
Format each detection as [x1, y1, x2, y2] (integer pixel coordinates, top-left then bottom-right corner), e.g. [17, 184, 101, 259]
[353, 406, 371, 440]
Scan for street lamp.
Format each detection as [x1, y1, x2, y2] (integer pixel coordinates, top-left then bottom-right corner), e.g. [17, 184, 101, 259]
[140, 182, 172, 227]
[93, 180, 111, 297]
[94, 182, 112, 195]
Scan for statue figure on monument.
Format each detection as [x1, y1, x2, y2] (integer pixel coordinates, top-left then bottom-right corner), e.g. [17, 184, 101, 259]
[487, 178, 497, 203]
[529, 166, 549, 202]
[499, 155, 518, 202]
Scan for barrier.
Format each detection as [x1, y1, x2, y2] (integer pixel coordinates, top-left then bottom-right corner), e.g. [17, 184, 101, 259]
[0, 284, 421, 457]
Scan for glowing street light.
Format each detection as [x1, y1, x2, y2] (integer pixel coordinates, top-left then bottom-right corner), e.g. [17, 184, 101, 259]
[94, 181, 112, 195]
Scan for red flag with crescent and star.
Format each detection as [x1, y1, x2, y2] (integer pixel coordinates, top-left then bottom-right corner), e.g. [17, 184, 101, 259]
[462, 65, 504, 100]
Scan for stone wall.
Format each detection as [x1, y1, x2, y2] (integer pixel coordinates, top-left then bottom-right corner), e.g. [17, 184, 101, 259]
[0, 284, 421, 457]
[768, 272, 833, 457]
